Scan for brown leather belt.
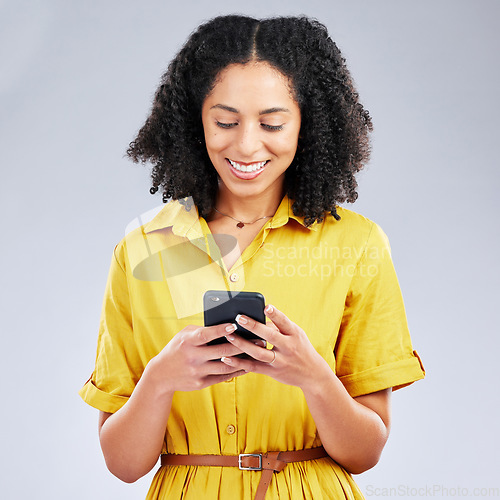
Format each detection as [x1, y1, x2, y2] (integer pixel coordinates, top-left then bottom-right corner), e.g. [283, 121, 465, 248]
[161, 446, 328, 500]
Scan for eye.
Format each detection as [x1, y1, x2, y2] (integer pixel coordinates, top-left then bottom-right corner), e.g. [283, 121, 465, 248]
[216, 121, 237, 129]
[261, 123, 284, 131]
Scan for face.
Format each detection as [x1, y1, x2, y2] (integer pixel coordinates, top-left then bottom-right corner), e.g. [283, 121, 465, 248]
[201, 62, 301, 202]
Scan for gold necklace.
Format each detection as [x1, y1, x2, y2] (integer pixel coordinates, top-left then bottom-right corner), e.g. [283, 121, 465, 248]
[213, 207, 273, 228]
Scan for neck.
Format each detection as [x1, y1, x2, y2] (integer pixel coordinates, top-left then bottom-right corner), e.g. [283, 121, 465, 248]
[213, 183, 285, 222]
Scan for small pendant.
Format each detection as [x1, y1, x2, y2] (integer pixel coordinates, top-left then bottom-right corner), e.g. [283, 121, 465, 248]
[236, 222, 245, 228]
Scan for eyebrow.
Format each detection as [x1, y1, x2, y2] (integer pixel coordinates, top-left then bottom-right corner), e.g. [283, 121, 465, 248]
[210, 104, 291, 115]
[259, 107, 291, 115]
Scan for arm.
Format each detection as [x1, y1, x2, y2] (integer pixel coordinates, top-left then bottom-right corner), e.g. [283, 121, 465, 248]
[222, 305, 391, 474]
[98, 323, 247, 483]
[301, 374, 391, 474]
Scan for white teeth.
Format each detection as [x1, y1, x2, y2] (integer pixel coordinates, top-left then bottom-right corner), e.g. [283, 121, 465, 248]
[228, 159, 267, 172]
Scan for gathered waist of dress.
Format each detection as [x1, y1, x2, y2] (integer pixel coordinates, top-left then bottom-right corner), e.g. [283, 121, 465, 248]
[161, 447, 329, 500]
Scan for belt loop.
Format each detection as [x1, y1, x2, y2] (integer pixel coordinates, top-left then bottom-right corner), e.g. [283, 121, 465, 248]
[253, 451, 281, 500]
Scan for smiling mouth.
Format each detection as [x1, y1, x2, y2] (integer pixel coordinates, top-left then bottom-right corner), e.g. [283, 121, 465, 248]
[227, 159, 269, 173]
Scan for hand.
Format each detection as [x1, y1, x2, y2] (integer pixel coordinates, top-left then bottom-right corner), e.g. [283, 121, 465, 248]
[221, 305, 332, 389]
[145, 324, 247, 394]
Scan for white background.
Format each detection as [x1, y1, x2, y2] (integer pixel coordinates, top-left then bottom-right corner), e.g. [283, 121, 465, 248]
[1, 0, 499, 498]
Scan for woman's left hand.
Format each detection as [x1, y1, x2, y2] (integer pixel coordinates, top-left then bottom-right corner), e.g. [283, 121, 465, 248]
[223, 304, 392, 474]
[221, 304, 332, 389]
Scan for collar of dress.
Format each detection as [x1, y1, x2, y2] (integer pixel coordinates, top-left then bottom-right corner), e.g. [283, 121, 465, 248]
[142, 194, 319, 238]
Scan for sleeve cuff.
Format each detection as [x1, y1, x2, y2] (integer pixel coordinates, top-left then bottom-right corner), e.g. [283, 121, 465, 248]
[78, 378, 130, 414]
[338, 350, 425, 398]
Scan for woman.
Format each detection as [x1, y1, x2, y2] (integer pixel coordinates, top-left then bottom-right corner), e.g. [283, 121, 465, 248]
[80, 15, 425, 499]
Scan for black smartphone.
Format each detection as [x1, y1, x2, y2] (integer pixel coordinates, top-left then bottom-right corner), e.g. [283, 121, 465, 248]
[203, 290, 266, 345]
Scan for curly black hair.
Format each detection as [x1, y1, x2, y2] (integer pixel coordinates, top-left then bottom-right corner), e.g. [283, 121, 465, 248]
[127, 15, 372, 225]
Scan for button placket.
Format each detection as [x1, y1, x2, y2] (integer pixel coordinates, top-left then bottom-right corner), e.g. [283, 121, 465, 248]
[219, 372, 238, 454]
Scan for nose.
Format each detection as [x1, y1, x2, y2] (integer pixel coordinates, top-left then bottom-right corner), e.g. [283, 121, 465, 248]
[236, 123, 262, 158]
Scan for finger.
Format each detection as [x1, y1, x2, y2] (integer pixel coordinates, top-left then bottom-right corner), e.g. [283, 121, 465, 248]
[191, 323, 237, 346]
[203, 341, 246, 361]
[204, 369, 247, 386]
[263, 304, 297, 336]
[205, 359, 247, 374]
[225, 333, 276, 363]
[202, 335, 266, 361]
[234, 314, 281, 346]
[265, 318, 280, 332]
[221, 352, 275, 372]
[252, 338, 267, 348]
[200, 359, 250, 379]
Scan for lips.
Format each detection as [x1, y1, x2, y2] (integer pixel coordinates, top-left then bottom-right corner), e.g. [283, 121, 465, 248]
[226, 158, 268, 180]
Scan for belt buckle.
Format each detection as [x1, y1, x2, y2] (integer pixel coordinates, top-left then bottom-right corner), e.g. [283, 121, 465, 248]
[238, 453, 262, 471]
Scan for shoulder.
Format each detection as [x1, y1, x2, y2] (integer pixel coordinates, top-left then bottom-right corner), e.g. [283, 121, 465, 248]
[313, 207, 392, 261]
[333, 206, 376, 229]
[321, 206, 381, 239]
[110, 202, 178, 273]
[111, 199, 200, 277]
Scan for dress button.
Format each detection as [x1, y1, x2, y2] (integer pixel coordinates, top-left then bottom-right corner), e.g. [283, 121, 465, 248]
[226, 424, 236, 435]
[229, 273, 239, 282]
[225, 377, 234, 383]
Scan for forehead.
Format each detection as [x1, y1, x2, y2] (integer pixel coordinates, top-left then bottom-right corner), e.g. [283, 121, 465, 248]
[205, 62, 298, 108]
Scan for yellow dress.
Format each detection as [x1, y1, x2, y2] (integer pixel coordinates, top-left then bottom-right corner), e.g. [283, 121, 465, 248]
[79, 195, 425, 499]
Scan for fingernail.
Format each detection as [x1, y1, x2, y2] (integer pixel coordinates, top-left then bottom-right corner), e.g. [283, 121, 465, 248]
[253, 339, 266, 348]
[221, 357, 233, 365]
[226, 335, 235, 342]
[225, 323, 237, 333]
[265, 305, 274, 314]
[235, 314, 248, 325]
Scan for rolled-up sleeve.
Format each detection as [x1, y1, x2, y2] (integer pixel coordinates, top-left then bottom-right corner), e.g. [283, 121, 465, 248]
[79, 242, 143, 413]
[335, 222, 425, 398]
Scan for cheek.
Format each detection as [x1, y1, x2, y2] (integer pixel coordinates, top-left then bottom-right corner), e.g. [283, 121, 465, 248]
[204, 130, 229, 154]
[204, 136, 232, 172]
[271, 134, 299, 158]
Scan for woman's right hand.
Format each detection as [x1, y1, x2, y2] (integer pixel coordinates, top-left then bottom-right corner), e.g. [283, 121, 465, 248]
[145, 323, 248, 395]
[98, 322, 248, 483]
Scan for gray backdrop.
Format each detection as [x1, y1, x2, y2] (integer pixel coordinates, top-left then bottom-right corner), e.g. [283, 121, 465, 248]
[1, 0, 499, 498]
